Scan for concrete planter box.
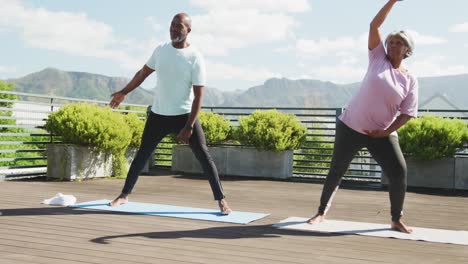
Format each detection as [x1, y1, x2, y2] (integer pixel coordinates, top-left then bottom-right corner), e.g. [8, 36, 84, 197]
[47, 144, 112, 181]
[171, 145, 293, 179]
[382, 156, 468, 190]
[47, 144, 152, 181]
[125, 148, 152, 175]
[455, 156, 468, 190]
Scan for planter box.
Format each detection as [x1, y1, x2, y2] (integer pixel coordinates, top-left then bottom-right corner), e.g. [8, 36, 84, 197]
[171, 145, 293, 179]
[47, 144, 152, 181]
[125, 148, 152, 175]
[455, 156, 468, 190]
[381, 156, 468, 190]
[47, 144, 112, 181]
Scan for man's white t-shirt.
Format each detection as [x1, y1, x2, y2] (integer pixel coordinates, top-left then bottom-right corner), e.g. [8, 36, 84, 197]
[146, 42, 206, 116]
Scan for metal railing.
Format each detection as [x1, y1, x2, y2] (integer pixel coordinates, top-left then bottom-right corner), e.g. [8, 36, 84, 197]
[1, 90, 467, 181]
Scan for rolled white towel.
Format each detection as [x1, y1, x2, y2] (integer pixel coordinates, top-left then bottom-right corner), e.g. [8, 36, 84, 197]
[42, 193, 77, 206]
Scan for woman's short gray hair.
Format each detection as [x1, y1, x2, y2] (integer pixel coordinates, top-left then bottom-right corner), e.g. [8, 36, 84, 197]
[385, 30, 415, 58]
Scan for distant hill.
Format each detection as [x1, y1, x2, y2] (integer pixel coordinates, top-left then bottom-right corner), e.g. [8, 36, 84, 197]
[417, 74, 468, 109]
[220, 78, 360, 108]
[6, 68, 153, 105]
[4, 68, 468, 109]
[218, 75, 468, 109]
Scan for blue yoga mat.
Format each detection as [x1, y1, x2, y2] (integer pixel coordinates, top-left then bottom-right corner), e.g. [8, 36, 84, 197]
[71, 199, 269, 224]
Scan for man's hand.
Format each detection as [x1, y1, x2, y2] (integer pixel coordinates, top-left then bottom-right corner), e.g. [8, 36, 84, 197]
[363, 129, 390, 138]
[177, 127, 193, 144]
[109, 91, 126, 109]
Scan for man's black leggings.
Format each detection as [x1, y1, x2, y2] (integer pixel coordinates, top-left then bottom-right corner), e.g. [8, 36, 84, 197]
[121, 111, 225, 200]
[318, 119, 407, 221]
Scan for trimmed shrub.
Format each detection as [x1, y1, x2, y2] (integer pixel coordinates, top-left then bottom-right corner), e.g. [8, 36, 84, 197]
[45, 103, 132, 178]
[198, 112, 231, 145]
[235, 110, 307, 151]
[123, 113, 145, 148]
[398, 115, 468, 160]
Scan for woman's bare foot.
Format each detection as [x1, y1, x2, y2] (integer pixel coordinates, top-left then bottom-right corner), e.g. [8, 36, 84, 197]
[307, 213, 325, 224]
[391, 220, 413, 234]
[109, 194, 128, 207]
[218, 199, 232, 215]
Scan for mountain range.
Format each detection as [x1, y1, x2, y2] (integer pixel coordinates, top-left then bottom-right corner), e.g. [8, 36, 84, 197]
[4, 68, 468, 109]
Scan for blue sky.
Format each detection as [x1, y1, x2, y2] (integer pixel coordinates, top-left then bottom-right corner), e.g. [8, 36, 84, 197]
[1, 0, 467, 91]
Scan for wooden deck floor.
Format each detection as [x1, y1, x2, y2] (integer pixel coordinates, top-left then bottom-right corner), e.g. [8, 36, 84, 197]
[1, 169, 467, 264]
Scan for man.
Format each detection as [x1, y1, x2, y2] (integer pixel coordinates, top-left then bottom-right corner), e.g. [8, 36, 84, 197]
[108, 13, 232, 215]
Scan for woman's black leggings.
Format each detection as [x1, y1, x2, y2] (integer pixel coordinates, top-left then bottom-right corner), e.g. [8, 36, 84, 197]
[121, 111, 225, 200]
[318, 120, 407, 221]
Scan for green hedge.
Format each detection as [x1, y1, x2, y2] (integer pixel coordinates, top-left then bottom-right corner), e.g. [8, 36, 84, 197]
[235, 110, 306, 151]
[123, 113, 145, 148]
[45, 103, 133, 178]
[398, 115, 468, 160]
[198, 112, 231, 145]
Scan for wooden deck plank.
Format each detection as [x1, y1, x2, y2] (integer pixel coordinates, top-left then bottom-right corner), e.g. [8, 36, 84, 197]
[1, 215, 464, 264]
[1, 220, 460, 264]
[1, 254, 87, 264]
[1, 171, 467, 264]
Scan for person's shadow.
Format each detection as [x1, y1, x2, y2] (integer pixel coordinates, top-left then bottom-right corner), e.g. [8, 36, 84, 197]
[1, 206, 385, 242]
[0, 206, 346, 241]
[0, 205, 142, 217]
[90, 222, 347, 244]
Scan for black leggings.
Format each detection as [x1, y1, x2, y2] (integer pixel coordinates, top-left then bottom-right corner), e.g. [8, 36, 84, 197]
[318, 120, 407, 221]
[121, 111, 225, 200]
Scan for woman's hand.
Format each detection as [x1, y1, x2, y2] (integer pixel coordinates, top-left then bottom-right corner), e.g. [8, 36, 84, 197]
[363, 129, 390, 138]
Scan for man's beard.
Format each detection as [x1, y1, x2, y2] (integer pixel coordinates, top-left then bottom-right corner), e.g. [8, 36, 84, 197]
[171, 35, 186, 43]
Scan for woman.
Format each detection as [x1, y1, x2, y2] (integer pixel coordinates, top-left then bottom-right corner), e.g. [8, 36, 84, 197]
[307, 0, 418, 233]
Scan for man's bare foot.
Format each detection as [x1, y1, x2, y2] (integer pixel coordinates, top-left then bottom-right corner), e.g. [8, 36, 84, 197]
[218, 199, 232, 215]
[307, 213, 325, 224]
[391, 220, 413, 234]
[109, 194, 128, 207]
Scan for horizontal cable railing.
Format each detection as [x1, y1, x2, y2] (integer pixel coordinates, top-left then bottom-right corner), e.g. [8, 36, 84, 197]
[0, 90, 467, 181]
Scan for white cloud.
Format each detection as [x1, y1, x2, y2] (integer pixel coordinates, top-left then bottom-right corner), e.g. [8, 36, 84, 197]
[449, 22, 468, 33]
[306, 64, 366, 84]
[191, 9, 297, 56]
[274, 45, 295, 54]
[0, 0, 143, 70]
[405, 30, 447, 45]
[293, 30, 446, 62]
[294, 33, 367, 59]
[145, 17, 165, 33]
[206, 60, 280, 82]
[285, 32, 369, 83]
[408, 55, 468, 77]
[189, 0, 310, 13]
[291, 30, 464, 83]
[185, 0, 309, 57]
[296, 37, 360, 58]
[270, 28, 454, 85]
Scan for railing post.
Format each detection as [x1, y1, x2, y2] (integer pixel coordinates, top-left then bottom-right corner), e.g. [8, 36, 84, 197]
[49, 98, 54, 143]
[335, 108, 343, 124]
